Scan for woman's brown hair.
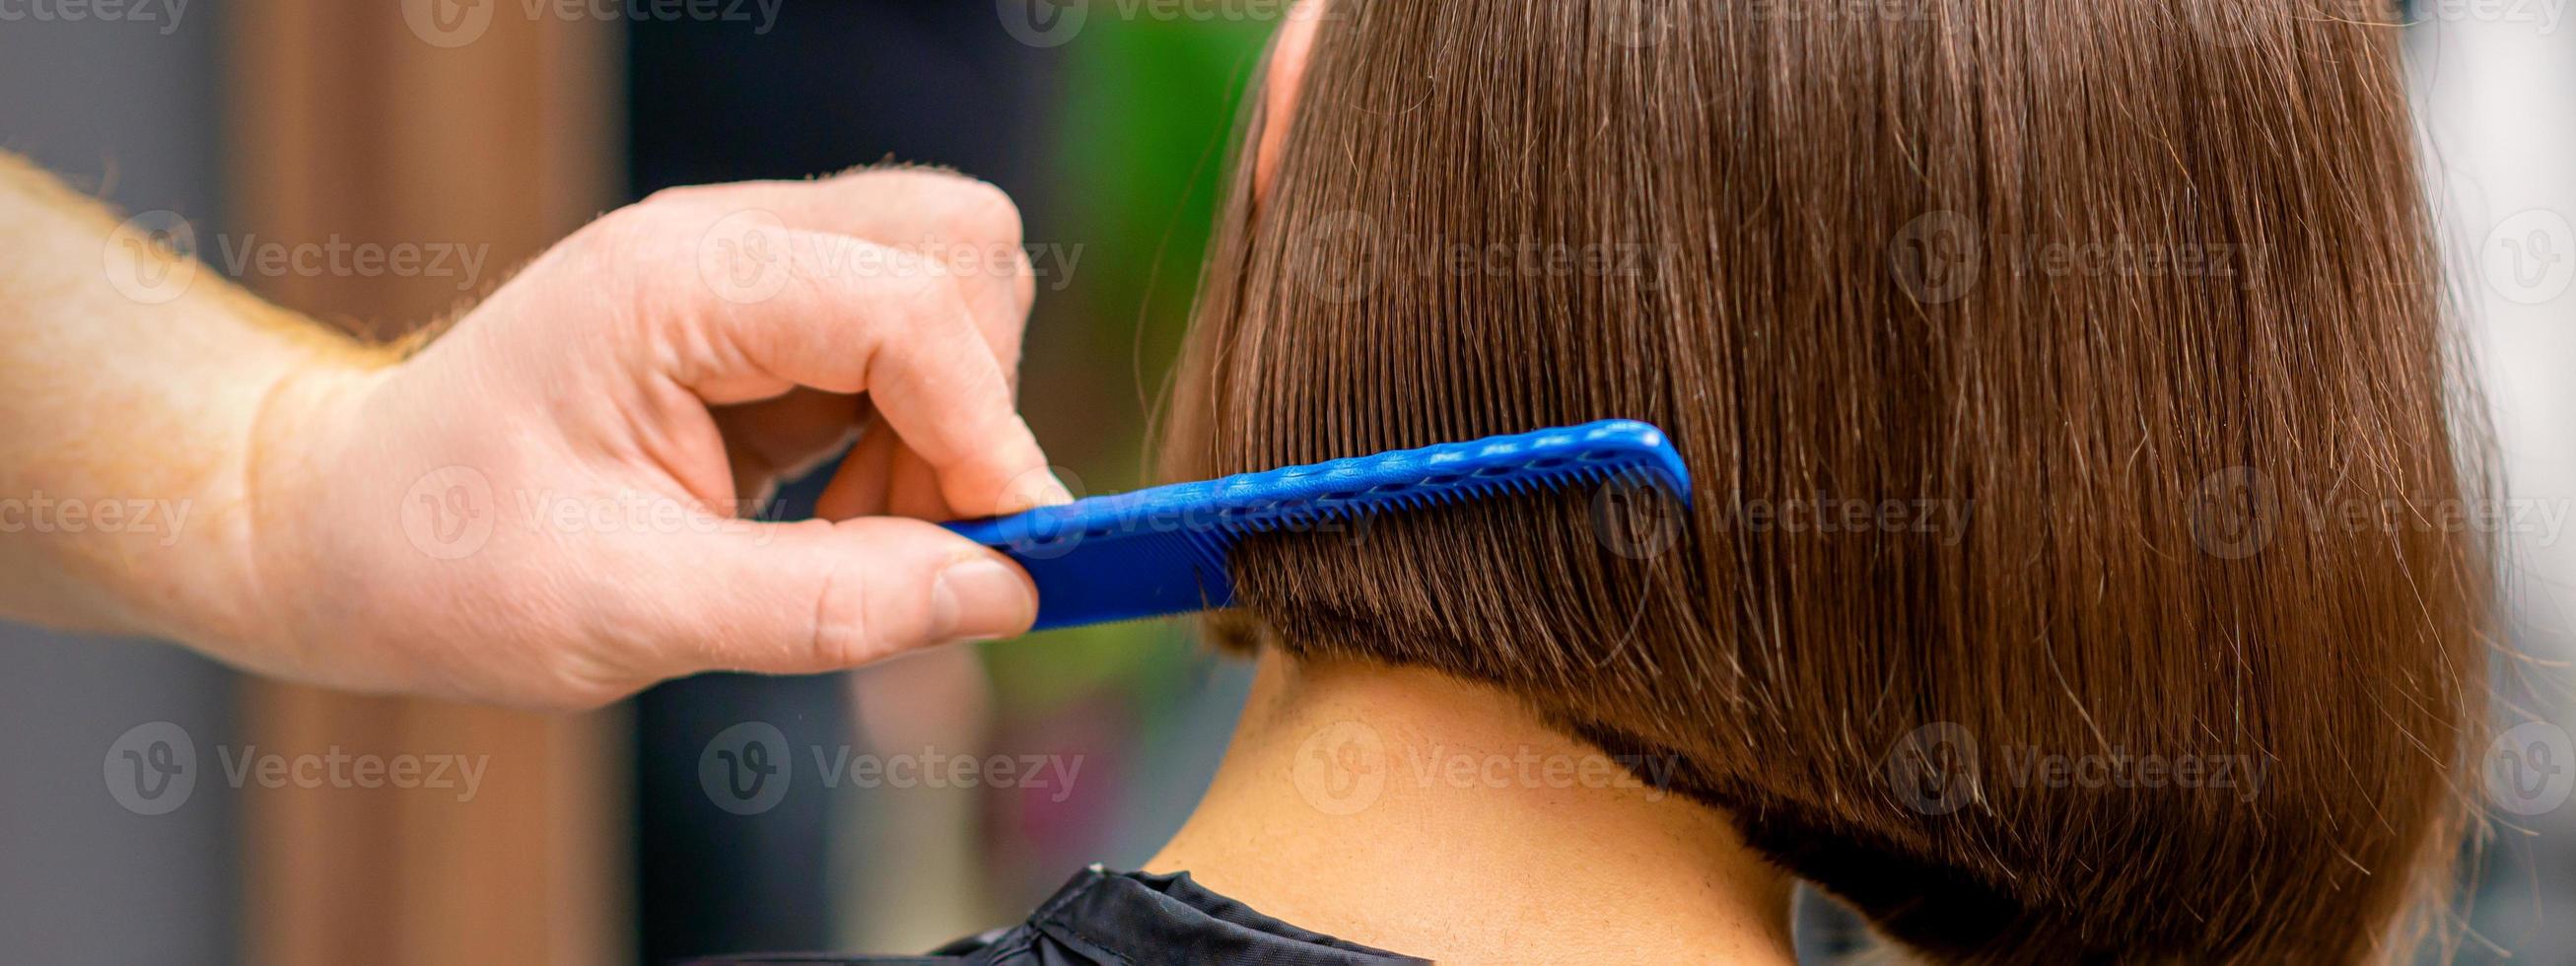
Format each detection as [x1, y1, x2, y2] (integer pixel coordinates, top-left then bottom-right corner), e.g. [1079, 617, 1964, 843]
[1160, 1, 2493, 961]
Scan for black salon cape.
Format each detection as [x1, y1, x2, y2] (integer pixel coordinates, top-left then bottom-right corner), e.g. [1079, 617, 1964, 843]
[687, 866, 1427, 966]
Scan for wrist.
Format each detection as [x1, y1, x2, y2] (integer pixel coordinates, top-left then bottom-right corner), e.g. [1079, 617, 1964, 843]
[190, 347, 394, 678]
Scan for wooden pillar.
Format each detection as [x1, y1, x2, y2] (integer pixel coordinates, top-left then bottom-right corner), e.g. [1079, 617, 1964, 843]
[224, 4, 626, 964]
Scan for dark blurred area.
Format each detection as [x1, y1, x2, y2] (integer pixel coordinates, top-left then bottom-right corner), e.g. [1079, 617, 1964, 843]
[623, 5, 1054, 957]
[621, 3, 1257, 961]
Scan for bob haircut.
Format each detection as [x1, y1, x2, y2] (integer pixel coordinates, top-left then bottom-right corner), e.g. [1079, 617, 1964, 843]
[1160, 0, 2494, 961]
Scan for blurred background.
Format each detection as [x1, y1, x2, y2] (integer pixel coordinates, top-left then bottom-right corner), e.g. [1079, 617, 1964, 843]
[0, 1, 2569, 963]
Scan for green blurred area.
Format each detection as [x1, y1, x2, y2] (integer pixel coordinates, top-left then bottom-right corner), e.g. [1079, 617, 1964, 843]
[990, 17, 1277, 718]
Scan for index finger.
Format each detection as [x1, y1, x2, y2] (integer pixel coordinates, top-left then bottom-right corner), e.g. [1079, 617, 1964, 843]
[647, 170, 1039, 366]
[621, 211, 1067, 517]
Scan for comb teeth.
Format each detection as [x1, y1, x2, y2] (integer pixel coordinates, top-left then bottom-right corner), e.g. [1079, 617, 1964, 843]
[941, 421, 1693, 632]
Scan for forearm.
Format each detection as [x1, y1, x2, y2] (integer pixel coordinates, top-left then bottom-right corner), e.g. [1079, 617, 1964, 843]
[0, 162, 1052, 707]
[0, 153, 389, 655]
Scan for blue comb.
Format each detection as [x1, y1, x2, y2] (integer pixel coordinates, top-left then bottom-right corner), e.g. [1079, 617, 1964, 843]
[941, 420, 1692, 632]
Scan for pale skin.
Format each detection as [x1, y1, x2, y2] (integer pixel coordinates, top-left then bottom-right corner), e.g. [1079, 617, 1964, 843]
[1142, 6, 1801, 963]
[1149, 653, 1799, 965]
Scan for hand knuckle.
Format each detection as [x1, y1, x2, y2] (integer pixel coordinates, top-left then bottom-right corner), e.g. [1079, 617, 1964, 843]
[1009, 248, 1038, 313]
[580, 203, 681, 262]
[945, 179, 1024, 246]
[810, 552, 876, 666]
[641, 183, 720, 209]
[542, 679, 627, 713]
[879, 267, 954, 323]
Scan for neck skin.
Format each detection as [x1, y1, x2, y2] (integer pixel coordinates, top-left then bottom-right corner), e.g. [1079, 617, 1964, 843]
[1146, 651, 1797, 965]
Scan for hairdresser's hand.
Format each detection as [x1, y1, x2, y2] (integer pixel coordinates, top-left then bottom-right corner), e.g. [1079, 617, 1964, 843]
[244, 170, 1068, 709]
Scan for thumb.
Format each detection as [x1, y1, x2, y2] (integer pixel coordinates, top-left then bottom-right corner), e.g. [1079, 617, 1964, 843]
[631, 518, 1038, 678]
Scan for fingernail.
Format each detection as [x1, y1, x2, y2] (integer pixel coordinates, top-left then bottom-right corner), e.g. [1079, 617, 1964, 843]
[998, 469, 1075, 514]
[1034, 471, 1077, 508]
[932, 557, 1038, 644]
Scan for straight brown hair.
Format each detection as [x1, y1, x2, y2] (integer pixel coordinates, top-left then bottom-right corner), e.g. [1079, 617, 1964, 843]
[1161, 1, 2493, 961]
